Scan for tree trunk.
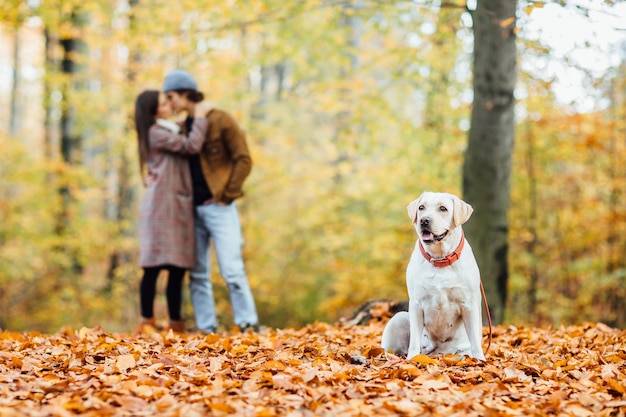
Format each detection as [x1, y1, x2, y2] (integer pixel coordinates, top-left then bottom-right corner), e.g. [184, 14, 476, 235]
[331, 0, 363, 184]
[9, 28, 20, 136]
[105, 0, 141, 291]
[524, 123, 539, 318]
[43, 29, 56, 159]
[57, 9, 87, 277]
[463, 0, 517, 325]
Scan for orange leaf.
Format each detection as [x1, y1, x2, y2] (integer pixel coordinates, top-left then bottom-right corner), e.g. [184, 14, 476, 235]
[605, 378, 626, 395]
[206, 402, 236, 413]
[263, 359, 286, 371]
[409, 354, 437, 365]
[500, 17, 515, 28]
[116, 354, 136, 372]
[363, 346, 384, 358]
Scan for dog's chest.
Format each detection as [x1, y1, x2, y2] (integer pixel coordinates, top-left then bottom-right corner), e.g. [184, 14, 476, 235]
[408, 256, 465, 288]
[407, 258, 472, 308]
[417, 280, 467, 330]
[419, 286, 466, 313]
[421, 268, 464, 288]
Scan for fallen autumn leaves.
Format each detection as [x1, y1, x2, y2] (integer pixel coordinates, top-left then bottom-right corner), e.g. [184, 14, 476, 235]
[0, 321, 625, 416]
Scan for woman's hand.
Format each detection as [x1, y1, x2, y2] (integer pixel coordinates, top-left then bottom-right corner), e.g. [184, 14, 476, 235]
[144, 172, 157, 186]
[194, 101, 214, 118]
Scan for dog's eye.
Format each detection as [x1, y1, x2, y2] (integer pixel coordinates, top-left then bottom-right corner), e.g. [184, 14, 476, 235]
[418, 205, 425, 211]
[439, 206, 448, 212]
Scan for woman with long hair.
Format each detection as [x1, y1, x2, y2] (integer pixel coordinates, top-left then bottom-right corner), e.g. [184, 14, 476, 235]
[134, 90, 212, 332]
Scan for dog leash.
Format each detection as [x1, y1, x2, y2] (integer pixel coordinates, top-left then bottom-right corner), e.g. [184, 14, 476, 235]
[480, 280, 493, 355]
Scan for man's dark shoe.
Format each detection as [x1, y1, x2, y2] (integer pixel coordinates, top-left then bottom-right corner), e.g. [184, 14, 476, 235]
[197, 326, 218, 335]
[239, 323, 259, 333]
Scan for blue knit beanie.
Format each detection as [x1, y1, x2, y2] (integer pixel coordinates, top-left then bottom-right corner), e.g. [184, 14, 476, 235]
[163, 69, 198, 92]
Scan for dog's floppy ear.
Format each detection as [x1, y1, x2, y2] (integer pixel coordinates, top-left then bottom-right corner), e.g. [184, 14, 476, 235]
[451, 195, 473, 228]
[407, 193, 425, 224]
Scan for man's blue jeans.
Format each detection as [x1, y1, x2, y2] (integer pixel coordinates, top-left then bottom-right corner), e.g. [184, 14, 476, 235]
[190, 202, 258, 331]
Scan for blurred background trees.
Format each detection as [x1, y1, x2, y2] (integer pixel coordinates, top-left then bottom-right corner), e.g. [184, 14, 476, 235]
[0, 0, 624, 332]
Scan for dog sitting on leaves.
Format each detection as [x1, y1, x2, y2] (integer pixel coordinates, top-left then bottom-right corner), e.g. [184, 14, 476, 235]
[381, 191, 487, 360]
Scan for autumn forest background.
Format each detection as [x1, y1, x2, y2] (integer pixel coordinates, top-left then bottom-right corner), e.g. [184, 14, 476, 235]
[1, 0, 625, 333]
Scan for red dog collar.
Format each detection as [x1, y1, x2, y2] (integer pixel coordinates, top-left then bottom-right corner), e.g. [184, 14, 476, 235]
[419, 230, 465, 267]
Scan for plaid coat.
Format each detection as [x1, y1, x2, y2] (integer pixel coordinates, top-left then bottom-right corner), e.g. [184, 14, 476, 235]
[139, 118, 209, 268]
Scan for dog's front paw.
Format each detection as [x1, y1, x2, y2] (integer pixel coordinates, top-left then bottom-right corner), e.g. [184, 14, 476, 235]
[471, 349, 486, 361]
[407, 348, 420, 360]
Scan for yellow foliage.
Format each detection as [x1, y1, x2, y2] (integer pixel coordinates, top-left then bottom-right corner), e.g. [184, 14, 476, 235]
[0, 0, 624, 333]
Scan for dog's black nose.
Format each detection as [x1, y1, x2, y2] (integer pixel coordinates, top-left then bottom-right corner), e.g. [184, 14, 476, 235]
[420, 217, 431, 227]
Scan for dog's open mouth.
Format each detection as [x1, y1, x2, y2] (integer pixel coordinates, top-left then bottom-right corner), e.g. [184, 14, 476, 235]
[421, 230, 448, 244]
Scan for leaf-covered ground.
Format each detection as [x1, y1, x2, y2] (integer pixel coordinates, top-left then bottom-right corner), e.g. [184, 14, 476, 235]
[0, 320, 625, 416]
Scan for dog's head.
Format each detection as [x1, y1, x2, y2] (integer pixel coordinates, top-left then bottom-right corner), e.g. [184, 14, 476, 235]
[407, 191, 473, 247]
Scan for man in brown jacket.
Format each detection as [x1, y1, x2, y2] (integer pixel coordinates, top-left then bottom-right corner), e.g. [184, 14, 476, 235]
[163, 69, 258, 333]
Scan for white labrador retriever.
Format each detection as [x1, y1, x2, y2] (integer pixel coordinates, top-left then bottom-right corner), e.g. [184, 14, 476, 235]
[381, 191, 486, 360]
